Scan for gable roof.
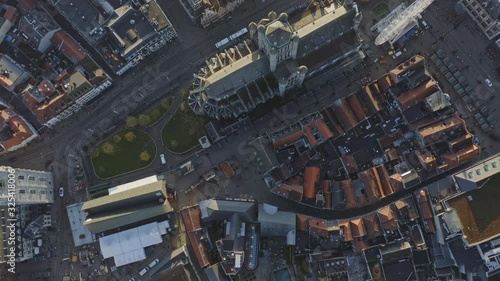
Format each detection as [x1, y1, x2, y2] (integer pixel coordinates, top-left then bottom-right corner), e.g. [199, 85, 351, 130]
[52, 31, 87, 62]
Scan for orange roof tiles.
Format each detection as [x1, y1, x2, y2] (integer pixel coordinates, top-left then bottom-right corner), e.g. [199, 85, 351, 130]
[309, 217, 329, 238]
[313, 118, 334, 140]
[38, 79, 56, 95]
[377, 206, 398, 231]
[397, 79, 438, 110]
[359, 169, 381, 203]
[440, 144, 481, 169]
[346, 94, 367, 122]
[0, 110, 35, 150]
[341, 179, 357, 209]
[350, 218, 366, 238]
[363, 213, 381, 238]
[187, 231, 210, 268]
[323, 108, 345, 136]
[296, 214, 310, 231]
[376, 75, 393, 92]
[390, 173, 404, 192]
[303, 125, 317, 147]
[375, 166, 394, 196]
[417, 190, 436, 233]
[32, 94, 71, 123]
[54, 70, 69, 84]
[322, 180, 331, 193]
[339, 220, 353, 242]
[333, 99, 358, 131]
[272, 129, 304, 149]
[4, 6, 18, 22]
[271, 183, 303, 201]
[416, 150, 437, 171]
[418, 116, 467, 145]
[303, 166, 320, 199]
[341, 154, 358, 174]
[180, 206, 202, 231]
[353, 239, 370, 253]
[325, 192, 332, 209]
[356, 194, 369, 207]
[52, 31, 87, 62]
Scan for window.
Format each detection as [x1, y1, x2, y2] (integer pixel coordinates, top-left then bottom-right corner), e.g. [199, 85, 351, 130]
[18, 175, 24, 180]
[468, 172, 474, 179]
[476, 169, 482, 175]
[40, 190, 46, 194]
[19, 189, 25, 194]
[29, 176, 35, 181]
[30, 190, 36, 195]
[493, 162, 498, 168]
[484, 165, 490, 172]
[39, 178, 46, 182]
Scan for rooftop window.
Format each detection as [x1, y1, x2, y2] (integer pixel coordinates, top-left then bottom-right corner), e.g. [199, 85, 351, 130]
[493, 162, 498, 168]
[468, 172, 474, 179]
[476, 169, 482, 175]
[484, 164, 490, 172]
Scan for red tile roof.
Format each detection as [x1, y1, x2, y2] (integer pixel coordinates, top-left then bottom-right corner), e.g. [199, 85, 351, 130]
[309, 217, 329, 238]
[341, 179, 356, 209]
[324, 192, 332, 209]
[346, 94, 367, 122]
[363, 213, 381, 238]
[323, 107, 344, 136]
[397, 79, 438, 110]
[18, 0, 36, 13]
[376, 75, 393, 92]
[353, 239, 370, 253]
[416, 149, 437, 171]
[4, 6, 18, 22]
[303, 125, 317, 147]
[187, 231, 210, 268]
[339, 220, 353, 241]
[272, 129, 304, 149]
[32, 94, 71, 123]
[359, 169, 381, 203]
[377, 206, 398, 231]
[180, 206, 202, 232]
[341, 154, 358, 174]
[303, 166, 320, 199]
[0, 109, 35, 150]
[271, 183, 303, 201]
[52, 31, 87, 62]
[322, 180, 331, 193]
[313, 118, 334, 140]
[389, 173, 404, 192]
[54, 70, 69, 84]
[375, 166, 394, 196]
[38, 79, 55, 95]
[350, 218, 366, 238]
[333, 99, 358, 131]
[296, 214, 310, 232]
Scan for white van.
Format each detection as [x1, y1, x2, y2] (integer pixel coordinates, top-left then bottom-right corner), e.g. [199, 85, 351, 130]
[139, 267, 149, 276]
[392, 51, 402, 59]
[160, 154, 166, 164]
[421, 20, 429, 29]
[148, 258, 160, 268]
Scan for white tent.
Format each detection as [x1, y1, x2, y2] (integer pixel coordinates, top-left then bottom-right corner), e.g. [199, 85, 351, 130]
[114, 248, 146, 267]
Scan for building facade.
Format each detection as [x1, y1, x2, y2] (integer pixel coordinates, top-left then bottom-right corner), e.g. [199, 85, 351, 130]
[0, 166, 54, 264]
[189, 1, 363, 119]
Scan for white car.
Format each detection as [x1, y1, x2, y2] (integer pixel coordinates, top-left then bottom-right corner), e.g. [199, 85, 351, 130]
[59, 187, 64, 197]
[485, 79, 493, 87]
[160, 154, 166, 165]
[148, 258, 160, 268]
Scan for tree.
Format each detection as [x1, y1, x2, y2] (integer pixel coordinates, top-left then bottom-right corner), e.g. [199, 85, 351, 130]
[125, 131, 136, 142]
[138, 114, 151, 127]
[139, 151, 151, 162]
[161, 98, 171, 109]
[92, 148, 100, 159]
[150, 109, 161, 121]
[101, 143, 114, 155]
[113, 135, 122, 144]
[79, 234, 86, 239]
[126, 116, 138, 128]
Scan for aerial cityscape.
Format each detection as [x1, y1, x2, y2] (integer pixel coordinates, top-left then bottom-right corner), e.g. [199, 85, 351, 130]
[0, 0, 499, 281]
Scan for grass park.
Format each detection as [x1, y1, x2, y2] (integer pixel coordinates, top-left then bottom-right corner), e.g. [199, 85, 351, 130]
[91, 129, 156, 178]
[162, 100, 210, 154]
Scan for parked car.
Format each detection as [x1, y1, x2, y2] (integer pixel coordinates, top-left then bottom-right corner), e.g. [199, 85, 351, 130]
[485, 78, 493, 87]
[148, 258, 160, 268]
[139, 267, 149, 276]
[160, 154, 166, 165]
[59, 187, 64, 197]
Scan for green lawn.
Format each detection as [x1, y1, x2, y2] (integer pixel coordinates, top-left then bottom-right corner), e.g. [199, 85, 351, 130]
[162, 101, 210, 153]
[91, 129, 156, 178]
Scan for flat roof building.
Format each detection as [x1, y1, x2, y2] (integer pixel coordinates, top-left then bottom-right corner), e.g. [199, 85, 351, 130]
[82, 180, 173, 234]
[0, 54, 31, 92]
[459, 0, 500, 40]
